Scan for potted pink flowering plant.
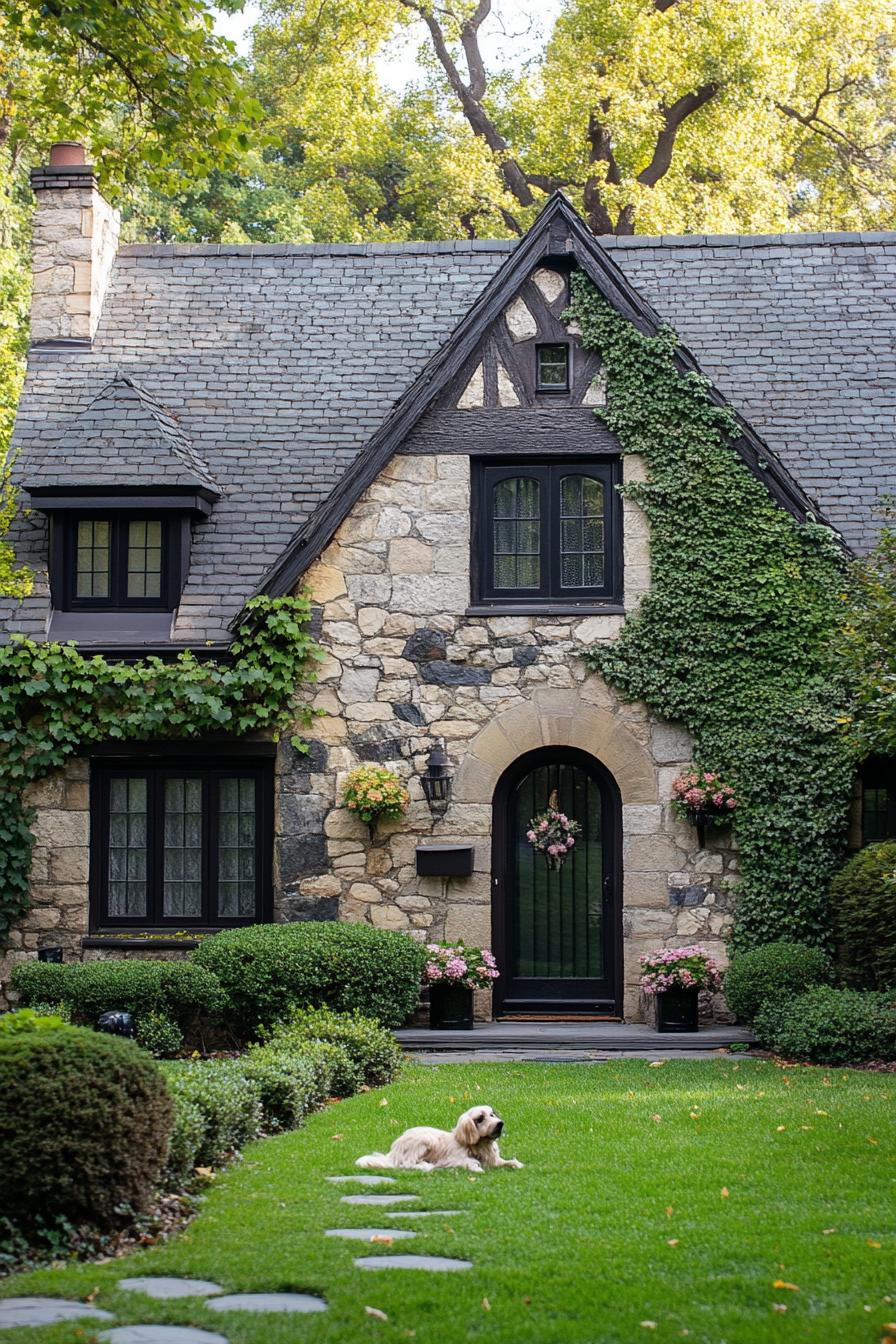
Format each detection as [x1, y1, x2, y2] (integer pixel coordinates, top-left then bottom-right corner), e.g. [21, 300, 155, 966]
[639, 945, 723, 1033]
[671, 769, 736, 847]
[423, 941, 499, 1030]
[526, 790, 582, 870]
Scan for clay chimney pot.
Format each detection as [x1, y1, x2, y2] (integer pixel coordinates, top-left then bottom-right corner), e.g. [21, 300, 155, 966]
[48, 142, 87, 167]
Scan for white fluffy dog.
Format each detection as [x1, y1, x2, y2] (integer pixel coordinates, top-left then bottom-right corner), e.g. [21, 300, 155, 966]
[356, 1105, 523, 1174]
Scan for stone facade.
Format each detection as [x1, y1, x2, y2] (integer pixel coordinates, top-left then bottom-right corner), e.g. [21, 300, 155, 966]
[277, 452, 737, 1020]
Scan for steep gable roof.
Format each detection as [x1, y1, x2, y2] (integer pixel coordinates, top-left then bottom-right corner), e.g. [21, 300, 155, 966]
[251, 195, 828, 609]
[23, 373, 219, 496]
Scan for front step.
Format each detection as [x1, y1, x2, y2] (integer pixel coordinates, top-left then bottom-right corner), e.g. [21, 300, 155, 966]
[396, 1021, 752, 1054]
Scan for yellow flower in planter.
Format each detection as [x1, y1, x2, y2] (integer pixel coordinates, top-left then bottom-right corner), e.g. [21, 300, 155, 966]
[341, 766, 410, 831]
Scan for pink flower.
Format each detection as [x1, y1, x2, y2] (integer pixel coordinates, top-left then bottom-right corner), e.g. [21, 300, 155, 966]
[566, 836, 575, 847]
[547, 844, 559, 856]
[539, 820, 548, 832]
[712, 792, 724, 807]
[727, 797, 736, 809]
[526, 830, 537, 842]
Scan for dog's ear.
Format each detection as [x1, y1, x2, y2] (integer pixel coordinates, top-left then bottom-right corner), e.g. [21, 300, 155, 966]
[454, 1112, 479, 1149]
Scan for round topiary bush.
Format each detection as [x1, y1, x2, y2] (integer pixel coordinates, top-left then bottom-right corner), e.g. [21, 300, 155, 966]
[724, 941, 833, 1024]
[193, 921, 427, 1035]
[830, 841, 896, 990]
[266, 1006, 403, 1086]
[753, 986, 896, 1063]
[0, 1026, 173, 1231]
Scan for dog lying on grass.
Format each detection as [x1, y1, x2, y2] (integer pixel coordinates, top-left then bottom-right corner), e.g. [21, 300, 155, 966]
[356, 1105, 524, 1173]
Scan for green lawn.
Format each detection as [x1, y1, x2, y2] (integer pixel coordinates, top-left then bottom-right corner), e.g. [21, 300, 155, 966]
[2, 1060, 895, 1344]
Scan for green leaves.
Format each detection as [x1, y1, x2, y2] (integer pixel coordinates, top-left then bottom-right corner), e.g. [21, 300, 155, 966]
[0, 595, 320, 941]
[568, 275, 854, 951]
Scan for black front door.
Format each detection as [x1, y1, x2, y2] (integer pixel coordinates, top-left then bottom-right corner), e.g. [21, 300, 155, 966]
[492, 747, 620, 1016]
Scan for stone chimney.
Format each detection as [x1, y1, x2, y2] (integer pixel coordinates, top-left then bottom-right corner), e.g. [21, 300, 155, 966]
[29, 142, 120, 346]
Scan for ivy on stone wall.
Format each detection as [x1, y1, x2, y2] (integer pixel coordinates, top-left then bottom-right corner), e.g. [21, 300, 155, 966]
[567, 274, 855, 950]
[0, 596, 321, 943]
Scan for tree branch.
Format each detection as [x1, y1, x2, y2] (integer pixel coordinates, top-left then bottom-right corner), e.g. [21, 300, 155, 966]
[637, 81, 720, 186]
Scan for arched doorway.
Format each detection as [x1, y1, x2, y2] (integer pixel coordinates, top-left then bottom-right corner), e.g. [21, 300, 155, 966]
[491, 747, 622, 1017]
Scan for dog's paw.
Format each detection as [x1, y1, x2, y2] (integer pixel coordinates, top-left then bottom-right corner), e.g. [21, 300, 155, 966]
[508, 1159, 524, 1169]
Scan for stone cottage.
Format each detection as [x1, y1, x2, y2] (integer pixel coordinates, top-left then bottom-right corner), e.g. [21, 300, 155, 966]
[3, 143, 895, 1019]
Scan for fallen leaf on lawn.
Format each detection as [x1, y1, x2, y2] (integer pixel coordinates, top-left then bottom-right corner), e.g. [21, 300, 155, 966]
[667, 1239, 680, 1247]
[85, 1288, 99, 1304]
[868, 1136, 878, 1145]
[883, 1323, 896, 1330]
[194, 1167, 215, 1179]
[522, 1296, 532, 1307]
[773, 1281, 799, 1292]
[823, 1228, 836, 1235]
[370, 1236, 394, 1245]
[721, 1188, 730, 1199]
[868, 1239, 883, 1249]
[665, 1206, 674, 1218]
[448, 1095, 456, 1103]
[649, 1061, 665, 1068]
[481, 1298, 491, 1312]
[379, 1098, 388, 1107]
[365, 1307, 388, 1322]
[401, 1330, 416, 1337]
[651, 1114, 662, 1123]
[816, 1109, 828, 1116]
[772, 1304, 788, 1313]
[881, 1335, 896, 1344]
[640, 1320, 657, 1329]
[776, 1125, 787, 1132]
[689, 1111, 699, 1119]
[331, 1134, 344, 1141]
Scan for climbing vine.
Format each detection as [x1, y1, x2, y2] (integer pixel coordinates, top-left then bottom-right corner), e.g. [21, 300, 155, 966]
[567, 274, 855, 950]
[0, 596, 321, 942]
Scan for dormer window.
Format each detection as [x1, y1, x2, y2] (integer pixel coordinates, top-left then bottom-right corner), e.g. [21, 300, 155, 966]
[536, 343, 570, 392]
[54, 513, 181, 611]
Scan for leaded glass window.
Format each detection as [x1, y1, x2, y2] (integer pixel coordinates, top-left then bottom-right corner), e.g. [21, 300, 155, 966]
[76, 520, 110, 598]
[61, 515, 175, 610]
[560, 475, 604, 589]
[493, 477, 541, 590]
[536, 343, 569, 390]
[127, 519, 164, 600]
[93, 762, 270, 926]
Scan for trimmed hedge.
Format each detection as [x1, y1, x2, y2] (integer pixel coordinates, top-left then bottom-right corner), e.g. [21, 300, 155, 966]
[724, 942, 833, 1024]
[161, 1059, 263, 1168]
[830, 842, 896, 990]
[12, 959, 223, 1034]
[193, 921, 426, 1033]
[265, 1006, 403, 1087]
[754, 986, 896, 1063]
[0, 1026, 172, 1231]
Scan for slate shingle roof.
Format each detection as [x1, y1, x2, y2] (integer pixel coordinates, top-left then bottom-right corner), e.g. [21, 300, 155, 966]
[4, 228, 896, 645]
[24, 373, 219, 494]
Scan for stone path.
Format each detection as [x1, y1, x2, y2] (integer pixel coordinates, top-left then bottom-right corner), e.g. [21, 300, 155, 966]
[206, 1293, 327, 1315]
[326, 1227, 416, 1241]
[100, 1330, 228, 1344]
[355, 1254, 473, 1272]
[0, 1298, 114, 1329]
[326, 1174, 395, 1186]
[341, 1192, 421, 1206]
[118, 1278, 224, 1300]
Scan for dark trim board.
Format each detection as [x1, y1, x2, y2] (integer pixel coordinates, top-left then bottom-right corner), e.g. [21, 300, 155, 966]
[243, 192, 836, 624]
[400, 408, 621, 456]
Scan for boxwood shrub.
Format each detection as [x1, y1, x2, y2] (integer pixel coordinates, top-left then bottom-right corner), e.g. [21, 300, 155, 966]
[193, 921, 426, 1034]
[754, 986, 896, 1063]
[830, 841, 896, 990]
[239, 1047, 317, 1130]
[161, 1059, 263, 1166]
[11, 959, 224, 1034]
[266, 1006, 403, 1087]
[724, 941, 833, 1024]
[0, 1026, 173, 1231]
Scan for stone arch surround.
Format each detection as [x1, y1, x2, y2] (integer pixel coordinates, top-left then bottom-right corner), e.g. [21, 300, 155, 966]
[454, 690, 657, 808]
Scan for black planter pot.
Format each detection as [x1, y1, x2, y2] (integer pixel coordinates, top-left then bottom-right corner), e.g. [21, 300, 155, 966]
[429, 982, 474, 1031]
[655, 987, 699, 1034]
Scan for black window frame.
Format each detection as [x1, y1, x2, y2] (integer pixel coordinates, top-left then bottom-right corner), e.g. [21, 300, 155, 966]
[54, 512, 182, 612]
[472, 457, 622, 608]
[535, 342, 571, 393]
[860, 756, 896, 844]
[90, 757, 273, 929]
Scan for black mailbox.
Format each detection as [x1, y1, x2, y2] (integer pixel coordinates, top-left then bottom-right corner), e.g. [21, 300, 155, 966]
[415, 844, 475, 877]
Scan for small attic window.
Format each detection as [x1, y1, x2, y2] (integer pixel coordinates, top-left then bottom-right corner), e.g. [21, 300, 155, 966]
[536, 343, 570, 392]
[54, 514, 181, 611]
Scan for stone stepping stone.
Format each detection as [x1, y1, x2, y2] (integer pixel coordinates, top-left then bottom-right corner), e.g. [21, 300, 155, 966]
[118, 1278, 224, 1300]
[341, 1193, 420, 1206]
[325, 1228, 416, 1241]
[384, 1209, 464, 1219]
[0, 1297, 114, 1329]
[355, 1254, 473, 1272]
[206, 1293, 327, 1315]
[100, 1330, 229, 1344]
[326, 1175, 396, 1186]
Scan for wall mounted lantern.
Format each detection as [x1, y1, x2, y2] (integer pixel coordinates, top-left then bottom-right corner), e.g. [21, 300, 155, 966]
[421, 741, 453, 814]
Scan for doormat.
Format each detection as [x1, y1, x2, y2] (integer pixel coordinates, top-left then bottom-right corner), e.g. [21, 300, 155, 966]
[497, 1015, 622, 1023]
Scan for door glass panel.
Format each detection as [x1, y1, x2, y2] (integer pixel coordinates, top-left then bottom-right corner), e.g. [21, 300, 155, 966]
[163, 777, 203, 918]
[107, 776, 148, 917]
[492, 477, 541, 589]
[76, 519, 110, 598]
[217, 776, 257, 918]
[559, 475, 604, 589]
[511, 760, 603, 980]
